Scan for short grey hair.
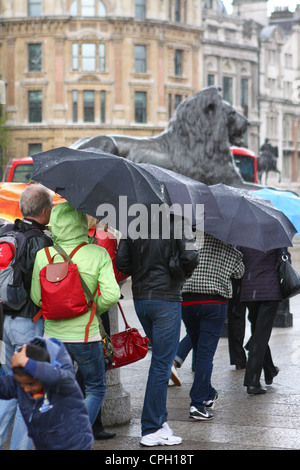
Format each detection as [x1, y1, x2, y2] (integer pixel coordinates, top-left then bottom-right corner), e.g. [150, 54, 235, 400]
[19, 184, 53, 218]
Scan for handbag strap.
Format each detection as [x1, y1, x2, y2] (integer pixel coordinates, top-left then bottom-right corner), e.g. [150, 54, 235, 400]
[117, 302, 130, 330]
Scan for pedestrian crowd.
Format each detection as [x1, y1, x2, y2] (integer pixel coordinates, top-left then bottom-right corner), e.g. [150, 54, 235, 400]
[0, 184, 283, 449]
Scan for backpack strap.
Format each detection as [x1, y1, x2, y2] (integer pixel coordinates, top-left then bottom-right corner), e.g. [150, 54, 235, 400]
[44, 246, 52, 264]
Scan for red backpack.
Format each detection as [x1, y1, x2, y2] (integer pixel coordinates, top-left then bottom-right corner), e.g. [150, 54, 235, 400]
[33, 243, 97, 342]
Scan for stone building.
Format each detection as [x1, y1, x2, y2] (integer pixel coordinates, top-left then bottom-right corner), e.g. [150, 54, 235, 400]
[0, 0, 203, 166]
[202, 0, 260, 156]
[0, 0, 300, 183]
[231, 0, 300, 185]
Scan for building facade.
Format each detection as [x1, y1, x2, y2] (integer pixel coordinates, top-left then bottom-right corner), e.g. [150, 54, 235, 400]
[232, 0, 300, 185]
[0, 0, 300, 184]
[0, 0, 203, 167]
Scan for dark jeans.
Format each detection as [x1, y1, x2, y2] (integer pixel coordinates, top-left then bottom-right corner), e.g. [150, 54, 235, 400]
[134, 299, 182, 436]
[243, 300, 279, 387]
[182, 301, 227, 409]
[65, 341, 106, 426]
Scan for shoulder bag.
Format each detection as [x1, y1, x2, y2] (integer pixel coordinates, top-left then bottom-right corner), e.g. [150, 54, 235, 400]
[279, 250, 300, 299]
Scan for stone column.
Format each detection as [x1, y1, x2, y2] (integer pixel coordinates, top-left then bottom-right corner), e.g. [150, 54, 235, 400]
[101, 302, 132, 426]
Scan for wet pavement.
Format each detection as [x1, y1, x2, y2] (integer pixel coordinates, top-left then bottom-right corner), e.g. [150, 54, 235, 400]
[4, 245, 300, 455]
[95, 275, 300, 453]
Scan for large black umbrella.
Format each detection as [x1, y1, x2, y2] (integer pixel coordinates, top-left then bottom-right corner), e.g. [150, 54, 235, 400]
[139, 163, 222, 228]
[205, 184, 296, 251]
[32, 147, 221, 231]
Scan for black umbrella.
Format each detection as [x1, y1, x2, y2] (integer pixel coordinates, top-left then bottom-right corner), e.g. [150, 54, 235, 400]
[32, 147, 221, 232]
[205, 184, 296, 251]
[139, 163, 222, 228]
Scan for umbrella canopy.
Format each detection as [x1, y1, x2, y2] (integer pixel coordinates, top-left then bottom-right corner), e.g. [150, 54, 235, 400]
[139, 163, 221, 228]
[32, 147, 221, 232]
[255, 188, 300, 234]
[205, 184, 296, 251]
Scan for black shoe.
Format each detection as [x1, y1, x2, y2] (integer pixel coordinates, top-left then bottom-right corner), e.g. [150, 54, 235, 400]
[93, 430, 116, 440]
[247, 385, 267, 395]
[264, 367, 279, 385]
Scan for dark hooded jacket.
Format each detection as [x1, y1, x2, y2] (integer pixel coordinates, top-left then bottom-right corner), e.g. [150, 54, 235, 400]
[0, 336, 93, 450]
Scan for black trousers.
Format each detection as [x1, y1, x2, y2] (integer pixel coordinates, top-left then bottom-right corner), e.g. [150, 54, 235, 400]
[227, 298, 247, 366]
[243, 300, 279, 387]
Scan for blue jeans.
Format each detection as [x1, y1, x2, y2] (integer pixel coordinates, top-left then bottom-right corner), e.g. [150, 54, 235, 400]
[134, 299, 182, 436]
[175, 333, 195, 370]
[182, 302, 227, 409]
[0, 315, 44, 450]
[65, 341, 106, 426]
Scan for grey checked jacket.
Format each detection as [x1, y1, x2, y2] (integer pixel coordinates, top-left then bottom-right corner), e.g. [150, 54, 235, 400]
[182, 232, 245, 299]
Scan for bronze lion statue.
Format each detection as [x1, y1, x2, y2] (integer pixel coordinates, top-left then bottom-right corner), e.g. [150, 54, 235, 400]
[72, 86, 250, 187]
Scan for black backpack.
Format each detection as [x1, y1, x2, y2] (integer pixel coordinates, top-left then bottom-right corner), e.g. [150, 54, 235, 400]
[0, 224, 43, 310]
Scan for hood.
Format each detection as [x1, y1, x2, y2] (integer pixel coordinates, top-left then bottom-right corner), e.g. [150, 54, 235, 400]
[29, 336, 64, 367]
[50, 201, 88, 245]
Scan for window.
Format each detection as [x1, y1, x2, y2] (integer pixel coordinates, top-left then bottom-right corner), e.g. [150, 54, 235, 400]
[99, 0, 106, 16]
[28, 0, 41, 16]
[174, 94, 182, 109]
[82, 43, 96, 71]
[72, 90, 78, 122]
[241, 78, 248, 117]
[222, 76, 233, 104]
[99, 43, 106, 72]
[135, 0, 146, 19]
[83, 90, 94, 122]
[204, 0, 213, 8]
[28, 91, 42, 122]
[135, 45, 146, 73]
[175, 0, 181, 21]
[28, 143, 42, 156]
[70, 0, 107, 16]
[207, 74, 215, 86]
[82, 0, 95, 16]
[72, 43, 106, 72]
[100, 90, 106, 123]
[135, 91, 146, 123]
[174, 50, 182, 76]
[72, 43, 79, 71]
[28, 44, 41, 72]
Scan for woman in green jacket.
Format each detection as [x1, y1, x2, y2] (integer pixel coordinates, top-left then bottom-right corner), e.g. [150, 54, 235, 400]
[30, 202, 120, 426]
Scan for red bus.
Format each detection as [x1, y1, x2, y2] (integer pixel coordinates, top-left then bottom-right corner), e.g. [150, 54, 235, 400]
[230, 146, 258, 184]
[3, 157, 34, 183]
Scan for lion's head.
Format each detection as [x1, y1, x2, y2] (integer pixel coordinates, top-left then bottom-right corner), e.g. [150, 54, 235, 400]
[164, 86, 249, 185]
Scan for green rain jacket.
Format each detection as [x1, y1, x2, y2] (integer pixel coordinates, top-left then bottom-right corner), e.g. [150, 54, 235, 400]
[30, 202, 120, 342]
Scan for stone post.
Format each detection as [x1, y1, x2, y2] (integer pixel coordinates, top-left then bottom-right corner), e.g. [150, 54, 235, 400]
[101, 302, 132, 426]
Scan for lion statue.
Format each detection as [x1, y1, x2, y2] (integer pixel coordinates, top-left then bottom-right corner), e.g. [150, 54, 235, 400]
[71, 86, 251, 187]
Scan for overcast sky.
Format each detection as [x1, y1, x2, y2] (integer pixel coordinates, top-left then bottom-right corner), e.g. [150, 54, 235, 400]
[222, 0, 298, 15]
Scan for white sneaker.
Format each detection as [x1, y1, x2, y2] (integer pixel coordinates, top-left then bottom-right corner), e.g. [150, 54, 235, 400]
[162, 421, 173, 435]
[169, 365, 181, 386]
[140, 427, 182, 447]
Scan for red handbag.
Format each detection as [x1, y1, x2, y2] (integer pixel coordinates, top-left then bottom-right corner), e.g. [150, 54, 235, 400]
[106, 302, 150, 370]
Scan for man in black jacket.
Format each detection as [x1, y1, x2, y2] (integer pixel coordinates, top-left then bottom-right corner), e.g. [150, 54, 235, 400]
[116, 214, 199, 447]
[0, 184, 53, 450]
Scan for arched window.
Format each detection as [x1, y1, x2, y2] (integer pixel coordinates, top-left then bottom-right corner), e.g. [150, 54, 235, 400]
[69, 0, 107, 16]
